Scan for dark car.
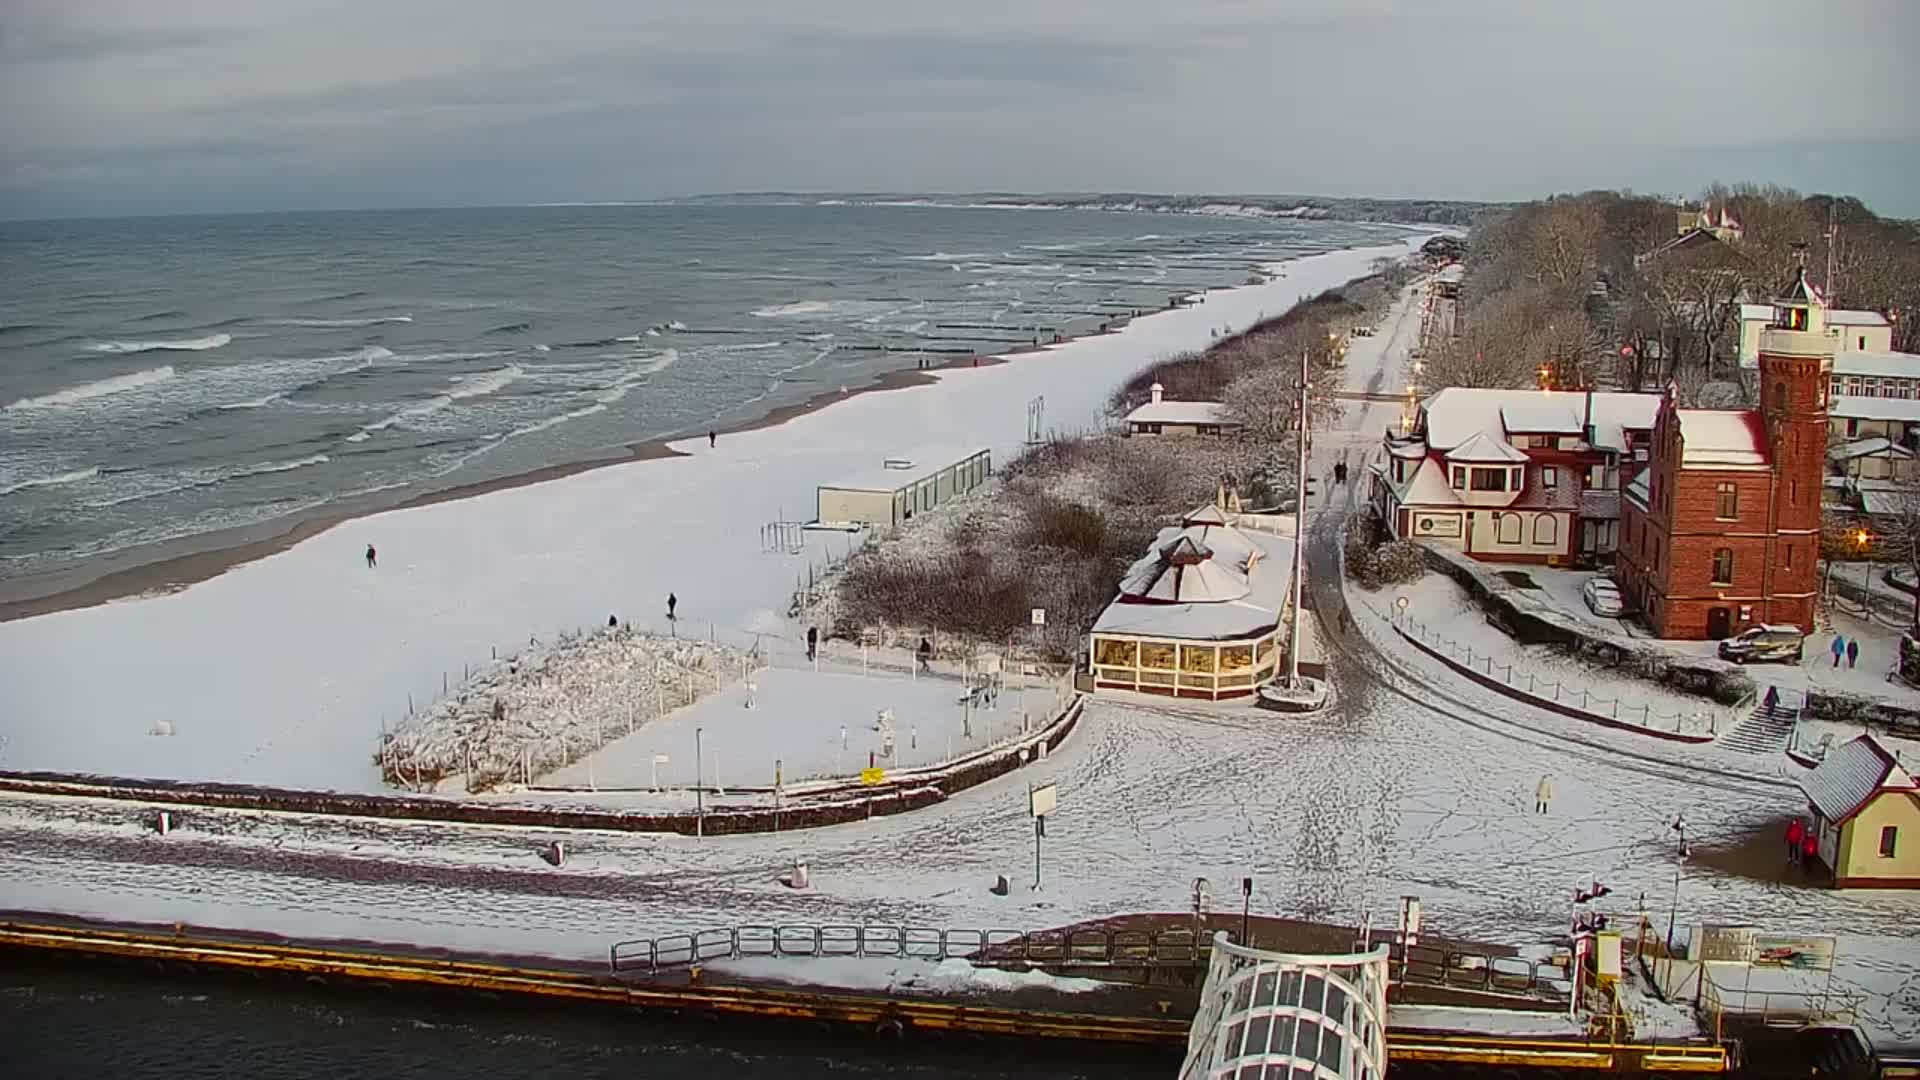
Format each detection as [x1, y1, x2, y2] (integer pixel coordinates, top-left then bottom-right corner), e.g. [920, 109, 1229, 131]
[1717, 625, 1805, 665]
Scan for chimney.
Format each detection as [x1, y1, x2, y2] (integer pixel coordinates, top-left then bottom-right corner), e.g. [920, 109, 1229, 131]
[1584, 389, 1594, 443]
[1150, 381, 1164, 405]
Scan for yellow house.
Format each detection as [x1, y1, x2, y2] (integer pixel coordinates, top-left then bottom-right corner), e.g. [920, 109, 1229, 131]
[1799, 734, 1920, 888]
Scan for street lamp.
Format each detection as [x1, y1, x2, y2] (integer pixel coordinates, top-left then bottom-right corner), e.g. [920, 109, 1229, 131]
[1854, 528, 1874, 598]
[1665, 814, 1690, 954]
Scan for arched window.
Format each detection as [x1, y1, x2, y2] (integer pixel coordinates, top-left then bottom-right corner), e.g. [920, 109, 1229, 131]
[1534, 515, 1557, 545]
[1497, 513, 1521, 544]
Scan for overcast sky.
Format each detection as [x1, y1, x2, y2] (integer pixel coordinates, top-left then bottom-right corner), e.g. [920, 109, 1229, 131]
[2, 0, 1915, 220]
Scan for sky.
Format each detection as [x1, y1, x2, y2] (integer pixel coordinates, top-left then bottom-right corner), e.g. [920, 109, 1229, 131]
[1, 0, 1916, 220]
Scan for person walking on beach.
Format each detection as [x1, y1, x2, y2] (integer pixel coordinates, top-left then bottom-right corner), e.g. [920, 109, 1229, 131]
[1831, 634, 1846, 668]
[806, 626, 818, 663]
[708, 430, 716, 449]
[1846, 638, 1860, 669]
[1534, 774, 1553, 814]
[365, 544, 377, 569]
[917, 636, 933, 674]
[1785, 817, 1804, 868]
[667, 592, 678, 621]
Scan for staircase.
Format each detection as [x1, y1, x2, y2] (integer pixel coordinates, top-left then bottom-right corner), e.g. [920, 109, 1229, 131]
[1720, 691, 1802, 754]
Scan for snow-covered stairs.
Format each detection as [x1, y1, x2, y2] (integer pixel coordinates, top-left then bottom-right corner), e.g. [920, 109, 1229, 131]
[1719, 692, 1801, 754]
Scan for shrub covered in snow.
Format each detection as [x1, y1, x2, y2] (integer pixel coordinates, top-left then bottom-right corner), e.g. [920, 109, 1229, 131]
[377, 627, 754, 793]
[1344, 513, 1426, 589]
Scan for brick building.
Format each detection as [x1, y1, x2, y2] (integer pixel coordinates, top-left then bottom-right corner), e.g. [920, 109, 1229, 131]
[1615, 270, 1831, 639]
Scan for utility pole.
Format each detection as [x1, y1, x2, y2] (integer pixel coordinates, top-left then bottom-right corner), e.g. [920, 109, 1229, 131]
[1286, 350, 1310, 688]
[1825, 201, 1840, 304]
[695, 726, 705, 839]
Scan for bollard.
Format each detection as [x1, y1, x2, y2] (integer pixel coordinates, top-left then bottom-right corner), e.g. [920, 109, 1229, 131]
[156, 811, 171, 836]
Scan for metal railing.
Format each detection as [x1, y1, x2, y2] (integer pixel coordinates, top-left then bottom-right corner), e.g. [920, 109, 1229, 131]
[609, 921, 1566, 999]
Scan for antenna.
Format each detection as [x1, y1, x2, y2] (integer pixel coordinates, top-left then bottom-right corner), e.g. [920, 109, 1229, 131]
[1824, 201, 1840, 305]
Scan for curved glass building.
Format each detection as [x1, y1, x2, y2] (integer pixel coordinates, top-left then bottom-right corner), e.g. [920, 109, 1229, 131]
[1180, 936, 1391, 1080]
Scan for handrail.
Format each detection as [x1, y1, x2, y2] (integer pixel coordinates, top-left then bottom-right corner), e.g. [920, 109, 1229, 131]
[609, 921, 1567, 998]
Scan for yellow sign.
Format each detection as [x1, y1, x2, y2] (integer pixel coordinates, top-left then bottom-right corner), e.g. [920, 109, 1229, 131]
[860, 767, 885, 786]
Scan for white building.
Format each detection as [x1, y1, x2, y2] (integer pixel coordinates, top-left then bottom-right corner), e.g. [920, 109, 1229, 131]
[1089, 505, 1293, 699]
[1372, 387, 1662, 564]
[1123, 382, 1239, 437]
[1738, 302, 1893, 367]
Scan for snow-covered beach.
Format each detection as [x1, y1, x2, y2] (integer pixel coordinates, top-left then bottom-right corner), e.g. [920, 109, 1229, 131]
[0, 238, 1430, 790]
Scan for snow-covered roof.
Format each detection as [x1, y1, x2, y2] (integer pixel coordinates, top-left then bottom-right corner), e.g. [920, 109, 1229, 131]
[1183, 503, 1229, 526]
[1094, 531, 1294, 641]
[1828, 395, 1920, 423]
[1676, 410, 1768, 470]
[1833, 351, 1920, 379]
[823, 445, 989, 493]
[1387, 438, 1427, 460]
[1831, 437, 1913, 461]
[1624, 469, 1651, 510]
[1434, 263, 1465, 283]
[1739, 303, 1774, 323]
[1124, 400, 1233, 426]
[1828, 310, 1891, 327]
[1861, 490, 1905, 516]
[1446, 431, 1529, 463]
[1501, 399, 1585, 434]
[1800, 735, 1918, 824]
[1419, 388, 1659, 453]
[1398, 457, 1462, 506]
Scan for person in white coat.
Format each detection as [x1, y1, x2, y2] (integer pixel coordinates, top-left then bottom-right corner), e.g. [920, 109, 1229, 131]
[1535, 774, 1553, 814]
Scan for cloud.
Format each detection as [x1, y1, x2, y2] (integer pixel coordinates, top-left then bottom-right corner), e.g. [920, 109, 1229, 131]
[1, 0, 1915, 218]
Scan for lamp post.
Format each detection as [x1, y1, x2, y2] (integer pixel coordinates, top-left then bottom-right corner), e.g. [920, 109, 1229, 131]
[1665, 813, 1690, 955]
[1286, 351, 1310, 689]
[1854, 528, 1873, 599]
[695, 725, 705, 840]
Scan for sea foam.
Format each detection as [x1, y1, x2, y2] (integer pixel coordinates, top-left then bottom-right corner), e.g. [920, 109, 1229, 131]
[0, 466, 100, 497]
[87, 333, 231, 354]
[7, 366, 178, 409]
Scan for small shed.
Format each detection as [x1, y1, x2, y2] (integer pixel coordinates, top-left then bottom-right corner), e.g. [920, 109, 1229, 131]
[1123, 382, 1237, 436]
[816, 446, 991, 529]
[1799, 734, 1920, 888]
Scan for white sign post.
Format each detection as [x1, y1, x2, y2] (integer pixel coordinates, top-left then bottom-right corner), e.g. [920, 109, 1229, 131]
[1029, 783, 1057, 890]
[650, 753, 670, 792]
[1030, 608, 1046, 627]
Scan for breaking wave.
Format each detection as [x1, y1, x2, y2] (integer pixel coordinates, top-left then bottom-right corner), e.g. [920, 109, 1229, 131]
[86, 333, 231, 354]
[344, 365, 522, 442]
[85, 454, 332, 509]
[751, 300, 832, 318]
[487, 321, 532, 335]
[0, 466, 100, 497]
[268, 315, 413, 328]
[8, 366, 177, 409]
[219, 393, 285, 410]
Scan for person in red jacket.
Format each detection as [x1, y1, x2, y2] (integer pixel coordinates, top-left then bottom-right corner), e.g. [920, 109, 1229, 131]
[1785, 818, 1805, 868]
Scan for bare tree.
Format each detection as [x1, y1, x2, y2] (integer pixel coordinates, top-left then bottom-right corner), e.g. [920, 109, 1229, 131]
[1877, 473, 1920, 628]
[1526, 200, 1607, 302]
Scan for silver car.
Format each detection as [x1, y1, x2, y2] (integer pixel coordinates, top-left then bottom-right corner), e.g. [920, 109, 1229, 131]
[1582, 577, 1625, 617]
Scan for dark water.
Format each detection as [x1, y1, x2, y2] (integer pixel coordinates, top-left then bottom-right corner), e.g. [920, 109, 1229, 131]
[0, 962, 1181, 1079]
[0, 204, 1411, 583]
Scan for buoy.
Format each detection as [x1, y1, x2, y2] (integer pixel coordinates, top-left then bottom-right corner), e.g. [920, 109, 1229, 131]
[544, 840, 566, 867]
[155, 811, 171, 836]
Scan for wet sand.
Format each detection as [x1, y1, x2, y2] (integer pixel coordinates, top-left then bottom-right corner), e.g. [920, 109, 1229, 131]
[0, 351, 1019, 623]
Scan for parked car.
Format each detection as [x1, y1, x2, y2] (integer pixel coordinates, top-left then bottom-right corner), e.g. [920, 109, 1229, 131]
[1581, 578, 1625, 617]
[1717, 625, 1805, 665]
[1351, 325, 1375, 337]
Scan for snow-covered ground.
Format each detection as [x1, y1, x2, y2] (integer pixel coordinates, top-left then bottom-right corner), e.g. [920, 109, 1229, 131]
[1387, 574, 1733, 737]
[0, 262, 1914, 1047]
[0, 239, 1430, 790]
[704, 955, 1107, 996]
[1659, 606, 1916, 705]
[544, 665, 1055, 789]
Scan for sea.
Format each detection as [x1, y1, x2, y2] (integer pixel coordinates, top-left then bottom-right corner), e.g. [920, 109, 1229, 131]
[0, 962, 1181, 1080]
[0, 204, 1413, 591]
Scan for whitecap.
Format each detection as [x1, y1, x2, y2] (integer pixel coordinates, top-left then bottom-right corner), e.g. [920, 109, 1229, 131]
[0, 466, 100, 497]
[7, 366, 177, 409]
[86, 333, 231, 354]
[268, 316, 413, 328]
[751, 300, 832, 318]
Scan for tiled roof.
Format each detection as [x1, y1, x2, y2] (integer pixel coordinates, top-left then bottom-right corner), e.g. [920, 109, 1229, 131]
[1800, 735, 1917, 824]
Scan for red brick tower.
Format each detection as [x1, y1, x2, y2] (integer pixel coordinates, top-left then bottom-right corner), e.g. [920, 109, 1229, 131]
[1755, 267, 1833, 630]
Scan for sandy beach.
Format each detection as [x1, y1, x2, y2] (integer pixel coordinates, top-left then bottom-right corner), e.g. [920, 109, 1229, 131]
[0, 238, 1428, 788]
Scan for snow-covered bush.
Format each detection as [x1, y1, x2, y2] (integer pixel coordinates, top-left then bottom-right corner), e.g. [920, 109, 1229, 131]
[1344, 513, 1425, 589]
[377, 627, 754, 793]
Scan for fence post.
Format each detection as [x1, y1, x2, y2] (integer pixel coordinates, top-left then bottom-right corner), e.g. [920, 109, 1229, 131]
[1644, 704, 1651, 725]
